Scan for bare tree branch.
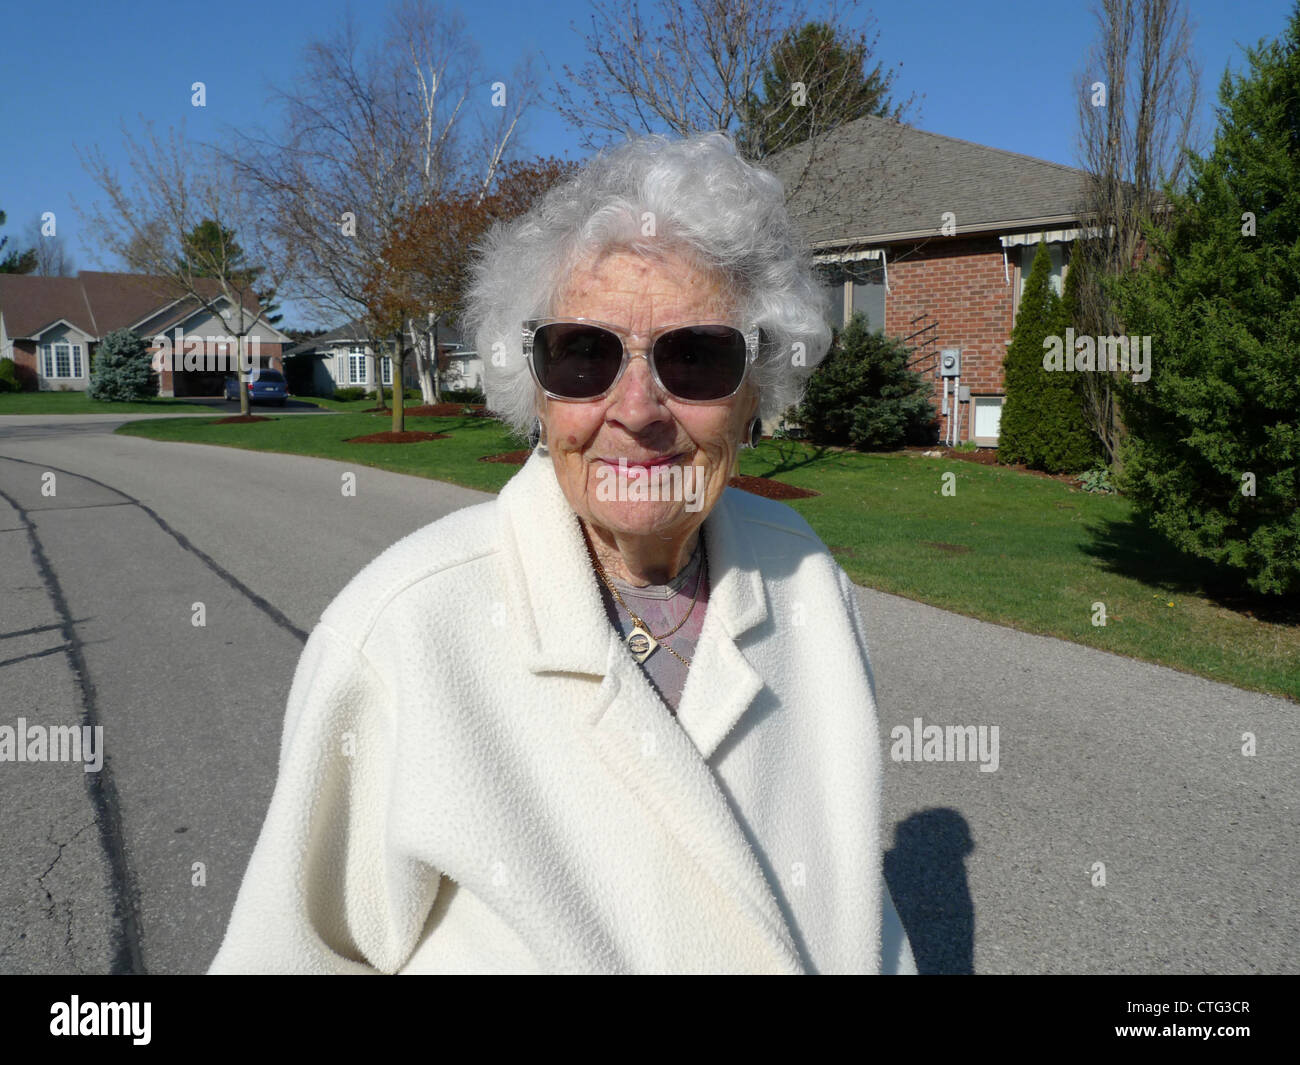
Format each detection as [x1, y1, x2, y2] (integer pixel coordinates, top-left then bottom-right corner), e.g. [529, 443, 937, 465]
[77, 120, 286, 415]
[22, 216, 75, 277]
[231, 0, 539, 426]
[1072, 0, 1199, 465]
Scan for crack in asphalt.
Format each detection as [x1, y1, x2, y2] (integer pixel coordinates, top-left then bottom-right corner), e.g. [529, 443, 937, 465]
[0, 622, 68, 641]
[0, 482, 147, 974]
[24, 501, 138, 513]
[0, 643, 74, 670]
[0, 451, 311, 975]
[36, 821, 99, 973]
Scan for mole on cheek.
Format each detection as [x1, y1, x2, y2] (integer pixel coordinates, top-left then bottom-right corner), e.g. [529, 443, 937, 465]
[567, 435, 578, 446]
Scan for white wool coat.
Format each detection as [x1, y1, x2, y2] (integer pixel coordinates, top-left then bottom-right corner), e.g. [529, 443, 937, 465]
[209, 451, 917, 974]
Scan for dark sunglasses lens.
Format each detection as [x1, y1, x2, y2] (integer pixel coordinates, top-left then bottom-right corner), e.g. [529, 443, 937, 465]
[653, 326, 747, 401]
[532, 324, 622, 398]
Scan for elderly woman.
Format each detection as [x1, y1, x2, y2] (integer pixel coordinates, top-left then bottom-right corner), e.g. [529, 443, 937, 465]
[210, 133, 915, 975]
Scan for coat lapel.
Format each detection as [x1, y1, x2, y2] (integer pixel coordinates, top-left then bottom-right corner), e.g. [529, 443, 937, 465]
[497, 452, 801, 971]
[673, 488, 769, 761]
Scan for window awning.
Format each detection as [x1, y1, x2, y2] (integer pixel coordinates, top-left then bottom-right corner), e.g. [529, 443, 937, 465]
[999, 229, 1079, 248]
[999, 225, 1110, 248]
[813, 247, 889, 292]
[813, 248, 884, 263]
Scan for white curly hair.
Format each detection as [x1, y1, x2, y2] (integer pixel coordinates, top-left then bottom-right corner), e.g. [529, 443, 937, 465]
[461, 132, 832, 437]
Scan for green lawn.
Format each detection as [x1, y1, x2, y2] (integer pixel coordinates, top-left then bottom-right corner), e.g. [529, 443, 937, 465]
[748, 441, 1298, 700]
[0, 392, 218, 414]
[115, 412, 1299, 700]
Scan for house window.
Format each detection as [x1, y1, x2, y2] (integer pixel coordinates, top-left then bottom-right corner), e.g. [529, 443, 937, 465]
[848, 262, 886, 334]
[380, 356, 392, 386]
[816, 261, 885, 332]
[348, 345, 367, 384]
[817, 265, 849, 331]
[1019, 244, 1067, 299]
[973, 396, 1004, 442]
[42, 342, 84, 379]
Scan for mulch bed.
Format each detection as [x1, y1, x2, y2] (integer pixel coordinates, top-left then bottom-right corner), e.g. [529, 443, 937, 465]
[480, 450, 532, 464]
[475, 451, 818, 499]
[727, 474, 819, 500]
[213, 414, 273, 424]
[921, 540, 973, 554]
[345, 431, 450, 444]
[359, 404, 488, 417]
[405, 403, 491, 417]
[904, 446, 1083, 487]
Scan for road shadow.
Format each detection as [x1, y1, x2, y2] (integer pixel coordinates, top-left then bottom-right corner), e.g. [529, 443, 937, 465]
[884, 807, 976, 974]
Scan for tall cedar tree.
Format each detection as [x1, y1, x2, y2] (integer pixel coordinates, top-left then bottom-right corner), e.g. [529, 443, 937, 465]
[739, 21, 900, 158]
[1113, 5, 1300, 596]
[1046, 262, 1100, 470]
[795, 312, 934, 450]
[181, 219, 282, 326]
[998, 242, 1099, 472]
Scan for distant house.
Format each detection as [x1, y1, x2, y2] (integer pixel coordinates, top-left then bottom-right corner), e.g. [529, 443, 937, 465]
[0, 271, 291, 395]
[440, 337, 485, 394]
[771, 115, 1092, 446]
[283, 318, 483, 397]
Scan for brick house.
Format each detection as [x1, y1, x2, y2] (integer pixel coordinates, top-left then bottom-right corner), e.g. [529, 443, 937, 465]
[772, 115, 1091, 445]
[0, 271, 292, 396]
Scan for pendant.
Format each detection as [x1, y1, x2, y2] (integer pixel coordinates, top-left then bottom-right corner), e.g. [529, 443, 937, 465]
[626, 624, 659, 664]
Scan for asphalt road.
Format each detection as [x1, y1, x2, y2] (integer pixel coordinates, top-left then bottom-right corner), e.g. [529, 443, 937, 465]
[1, 413, 1295, 974]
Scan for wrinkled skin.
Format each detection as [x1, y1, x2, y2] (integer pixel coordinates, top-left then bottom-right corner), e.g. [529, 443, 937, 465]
[540, 248, 758, 586]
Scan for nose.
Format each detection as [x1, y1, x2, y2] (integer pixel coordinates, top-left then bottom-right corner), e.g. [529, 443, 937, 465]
[606, 344, 670, 433]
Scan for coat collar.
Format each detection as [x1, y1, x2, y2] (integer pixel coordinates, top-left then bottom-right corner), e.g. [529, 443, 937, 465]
[497, 448, 770, 762]
[496, 449, 801, 970]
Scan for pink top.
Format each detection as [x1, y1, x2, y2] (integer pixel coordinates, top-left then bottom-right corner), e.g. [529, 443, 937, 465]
[595, 539, 709, 715]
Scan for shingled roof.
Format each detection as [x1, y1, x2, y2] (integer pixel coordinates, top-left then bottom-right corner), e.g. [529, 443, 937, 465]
[284, 317, 468, 358]
[0, 271, 263, 340]
[768, 114, 1092, 248]
[283, 318, 370, 358]
[0, 275, 96, 337]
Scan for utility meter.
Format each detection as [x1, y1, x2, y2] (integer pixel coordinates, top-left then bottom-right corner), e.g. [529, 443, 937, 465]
[939, 349, 961, 378]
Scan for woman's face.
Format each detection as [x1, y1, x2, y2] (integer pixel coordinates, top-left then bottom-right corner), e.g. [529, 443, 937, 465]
[541, 248, 758, 545]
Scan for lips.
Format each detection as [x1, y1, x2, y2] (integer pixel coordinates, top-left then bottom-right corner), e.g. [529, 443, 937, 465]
[598, 453, 681, 470]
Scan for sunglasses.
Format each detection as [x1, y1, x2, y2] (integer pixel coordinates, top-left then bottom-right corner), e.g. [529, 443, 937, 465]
[522, 318, 759, 403]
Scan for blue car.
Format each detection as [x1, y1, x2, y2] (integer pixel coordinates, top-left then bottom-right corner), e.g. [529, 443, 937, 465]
[224, 369, 288, 406]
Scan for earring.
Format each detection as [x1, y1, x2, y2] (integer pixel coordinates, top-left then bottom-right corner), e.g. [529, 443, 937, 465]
[742, 418, 762, 449]
[528, 417, 547, 453]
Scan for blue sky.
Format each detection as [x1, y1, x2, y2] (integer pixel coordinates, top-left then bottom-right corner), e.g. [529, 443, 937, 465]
[0, 0, 1292, 327]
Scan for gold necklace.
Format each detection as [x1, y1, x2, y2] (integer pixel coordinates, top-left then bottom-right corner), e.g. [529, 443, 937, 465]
[583, 530, 707, 667]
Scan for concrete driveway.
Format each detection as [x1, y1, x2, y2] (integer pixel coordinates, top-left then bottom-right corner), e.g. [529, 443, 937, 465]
[1, 414, 1295, 974]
